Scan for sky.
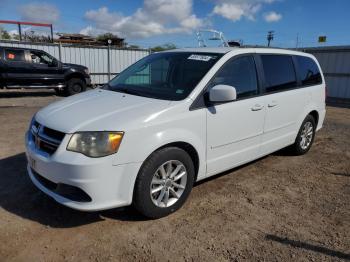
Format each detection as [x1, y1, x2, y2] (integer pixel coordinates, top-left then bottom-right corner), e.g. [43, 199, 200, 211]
[0, 0, 349, 48]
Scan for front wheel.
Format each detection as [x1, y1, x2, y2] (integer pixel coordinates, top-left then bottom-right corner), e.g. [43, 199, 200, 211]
[65, 78, 86, 96]
[133, 147, 195, 218]
[290, 115, 316, 155]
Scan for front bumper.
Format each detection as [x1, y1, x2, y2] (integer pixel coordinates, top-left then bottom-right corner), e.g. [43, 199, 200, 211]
[25, 132, 142, 211]
[85, 77, 92, 86]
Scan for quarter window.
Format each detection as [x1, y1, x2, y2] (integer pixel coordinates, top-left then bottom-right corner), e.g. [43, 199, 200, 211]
[210, 56, 258, 99]
[296, 56, 322, 86]
[5, 49, 25, 62]
[261, 55, 297, 93]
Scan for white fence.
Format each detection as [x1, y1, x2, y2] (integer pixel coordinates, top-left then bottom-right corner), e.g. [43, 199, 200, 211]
[0, 40, 150, 85]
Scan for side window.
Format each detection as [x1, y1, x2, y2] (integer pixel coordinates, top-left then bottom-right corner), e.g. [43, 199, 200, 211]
[4, 49, 25, 62]
[296, 56, 322, 86]
[29, 51, 55, 66]
[210, 56, 258, 99]
[261, 55, 297, 93]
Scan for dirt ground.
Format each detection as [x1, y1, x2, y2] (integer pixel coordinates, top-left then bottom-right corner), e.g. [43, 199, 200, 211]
[0, 89, 349, 262]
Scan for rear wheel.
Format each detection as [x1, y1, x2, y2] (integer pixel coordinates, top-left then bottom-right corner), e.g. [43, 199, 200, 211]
[133, 147, 195, 218]
[65, 78, 86, 96]
[290, 115, 316, 155]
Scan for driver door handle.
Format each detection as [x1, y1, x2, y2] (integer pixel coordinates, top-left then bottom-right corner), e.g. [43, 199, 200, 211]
[251, 104, 264, 111]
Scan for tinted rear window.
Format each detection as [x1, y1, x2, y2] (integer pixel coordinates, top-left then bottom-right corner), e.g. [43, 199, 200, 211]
[261, 55, 297, 93]
[296, 56, 322, 86]
[5, 49, 25, 62]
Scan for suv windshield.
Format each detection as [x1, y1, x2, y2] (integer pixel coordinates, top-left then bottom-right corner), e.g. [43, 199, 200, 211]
[105, 52, 223, 100]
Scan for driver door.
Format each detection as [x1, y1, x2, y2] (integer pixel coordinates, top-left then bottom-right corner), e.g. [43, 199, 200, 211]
[27, 50, 63, 86]
[206, 55, 266, 176]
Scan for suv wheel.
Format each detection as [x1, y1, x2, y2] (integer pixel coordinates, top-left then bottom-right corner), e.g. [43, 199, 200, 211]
[133, 147, 195, 218]
[65, 78, 86, 96]
[290, 115, 316, 155]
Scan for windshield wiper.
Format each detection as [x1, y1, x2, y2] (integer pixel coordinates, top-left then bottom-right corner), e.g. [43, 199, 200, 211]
[113, 87, 143, 96]
[102, 82, 113, 90]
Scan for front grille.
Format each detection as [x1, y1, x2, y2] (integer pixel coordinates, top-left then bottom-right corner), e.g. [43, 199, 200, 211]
[30, 120, 65, 155]
[43, 126, 65, 141]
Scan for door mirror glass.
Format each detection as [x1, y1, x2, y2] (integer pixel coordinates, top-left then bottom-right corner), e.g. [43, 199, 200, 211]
[208, 84, 237, 103]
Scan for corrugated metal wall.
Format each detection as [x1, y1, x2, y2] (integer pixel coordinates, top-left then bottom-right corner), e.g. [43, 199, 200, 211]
[302, 46, 350, 101]
[0, 40, 150, 85]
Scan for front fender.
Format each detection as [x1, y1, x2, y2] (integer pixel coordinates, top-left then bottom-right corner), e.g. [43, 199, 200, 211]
[112, 109, 207, 180]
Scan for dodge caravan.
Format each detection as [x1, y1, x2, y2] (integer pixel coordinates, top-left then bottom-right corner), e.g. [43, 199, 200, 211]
[25, 47, 326, 218]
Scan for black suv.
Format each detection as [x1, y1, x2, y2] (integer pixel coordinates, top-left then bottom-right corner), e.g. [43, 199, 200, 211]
[0, 47, 91, 96]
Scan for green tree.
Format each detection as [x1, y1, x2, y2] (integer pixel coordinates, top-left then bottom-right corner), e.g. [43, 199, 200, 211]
[151, 43, 177, 52]
[127, 44, 141, 49]
[96, 32, 115, 42]
[12, 34, 20, 40]
[0, 27, 11, 40]
[96, 32, 124, 46]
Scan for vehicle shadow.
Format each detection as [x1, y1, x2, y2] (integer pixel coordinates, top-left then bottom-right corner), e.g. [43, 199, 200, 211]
[0, 148, 318, 228]
[272, 146, 296, 156]
[0, 90, 56, 98]
[194, 155, 270, 187]
[0, 152, 146, 228]
[265, 234, 350, 260]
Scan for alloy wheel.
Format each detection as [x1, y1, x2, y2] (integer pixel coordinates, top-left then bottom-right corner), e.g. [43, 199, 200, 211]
[150, 160, 187, 208]
[300, 121, 314, 150]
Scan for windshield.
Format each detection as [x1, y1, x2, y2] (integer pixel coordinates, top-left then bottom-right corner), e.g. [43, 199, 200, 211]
[105, 52, 223, 100]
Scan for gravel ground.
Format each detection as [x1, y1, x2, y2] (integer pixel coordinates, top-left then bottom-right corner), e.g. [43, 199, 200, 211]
[0, 89, 349, 262]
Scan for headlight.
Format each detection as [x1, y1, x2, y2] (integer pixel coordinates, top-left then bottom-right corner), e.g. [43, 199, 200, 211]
[67, 131, 124, 157]
[29, 115, 35, 129]
[84, 68, 89, 75]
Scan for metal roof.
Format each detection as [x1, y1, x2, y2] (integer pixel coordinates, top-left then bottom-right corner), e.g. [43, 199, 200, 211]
[299, 45, 350, 53]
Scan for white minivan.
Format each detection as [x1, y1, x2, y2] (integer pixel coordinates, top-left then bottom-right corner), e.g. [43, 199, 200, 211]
[26, 47, 326, 218]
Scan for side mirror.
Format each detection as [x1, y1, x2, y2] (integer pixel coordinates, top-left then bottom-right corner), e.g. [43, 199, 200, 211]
[208, 84, 237, 103]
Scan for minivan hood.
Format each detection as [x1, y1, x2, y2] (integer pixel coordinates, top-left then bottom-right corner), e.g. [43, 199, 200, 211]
[35, 89, 171, 133]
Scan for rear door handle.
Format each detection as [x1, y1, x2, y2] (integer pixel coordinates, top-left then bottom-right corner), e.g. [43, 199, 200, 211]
[268, 101, 278, 108]
[251, 104, 264, 111]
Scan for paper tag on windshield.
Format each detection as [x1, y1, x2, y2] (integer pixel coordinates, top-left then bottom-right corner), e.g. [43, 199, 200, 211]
[188, 54, 212, 61]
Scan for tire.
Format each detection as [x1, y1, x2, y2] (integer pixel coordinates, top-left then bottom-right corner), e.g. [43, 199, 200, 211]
[290, 115, 316, 155]
[65, 78, 86, 96]
[133, 147, 195, 219]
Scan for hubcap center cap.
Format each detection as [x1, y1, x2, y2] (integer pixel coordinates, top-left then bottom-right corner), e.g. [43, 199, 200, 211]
[165, 179, 172, 188]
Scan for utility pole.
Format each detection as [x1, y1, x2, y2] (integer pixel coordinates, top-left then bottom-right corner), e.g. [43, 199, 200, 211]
[296, 33, 299, 49]
[107, 39, 111, 81]
[267, 31, 274, 47]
